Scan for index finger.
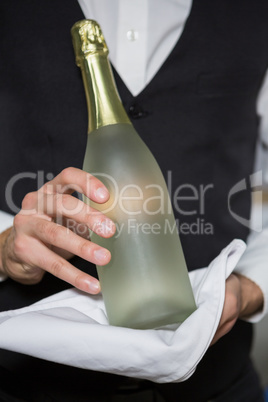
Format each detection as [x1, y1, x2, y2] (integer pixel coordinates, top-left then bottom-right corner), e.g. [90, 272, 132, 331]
[41, 167, 110, 204]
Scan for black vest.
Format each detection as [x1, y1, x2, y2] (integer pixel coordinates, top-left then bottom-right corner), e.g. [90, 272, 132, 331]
[0, 1, 268, 401]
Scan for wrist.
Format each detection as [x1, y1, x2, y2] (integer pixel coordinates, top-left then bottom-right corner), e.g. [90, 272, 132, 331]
[0, 227, 12, 276]
[234, 273, 264, 319]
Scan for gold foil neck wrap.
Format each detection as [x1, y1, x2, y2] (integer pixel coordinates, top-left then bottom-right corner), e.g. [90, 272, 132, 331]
[71, 19, 131, 132]
[71, 20, 108, 66]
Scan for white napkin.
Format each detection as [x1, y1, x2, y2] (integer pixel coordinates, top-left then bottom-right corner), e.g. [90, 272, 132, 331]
[0, 239, 245, 383]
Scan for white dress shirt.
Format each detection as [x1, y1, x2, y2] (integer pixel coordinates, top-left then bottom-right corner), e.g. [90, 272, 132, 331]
[1, 0, 268, 321]
[78, 0, 192, 96]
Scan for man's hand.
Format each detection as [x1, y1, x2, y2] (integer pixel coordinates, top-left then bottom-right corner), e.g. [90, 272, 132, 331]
[211, 273, 264, 345]
[0, 167, 116, 294]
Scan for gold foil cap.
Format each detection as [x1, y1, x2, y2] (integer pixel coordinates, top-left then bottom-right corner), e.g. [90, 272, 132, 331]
[71, 19, 130, 131]
[71, 20, 108, 65]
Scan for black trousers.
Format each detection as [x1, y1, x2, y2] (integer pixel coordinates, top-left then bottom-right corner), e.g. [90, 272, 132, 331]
[209, 361, 265, 402]
[0, 352, 264, 402]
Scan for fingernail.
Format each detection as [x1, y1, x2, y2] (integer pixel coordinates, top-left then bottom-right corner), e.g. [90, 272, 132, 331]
[86, 280, 100, 294]
[95, 187, 109, 200]
[94, 248, 110, 263]
[100, 220, 115, 236]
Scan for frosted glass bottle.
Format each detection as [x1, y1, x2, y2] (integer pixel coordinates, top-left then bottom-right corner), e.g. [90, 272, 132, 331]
[71, 20, 196, 329]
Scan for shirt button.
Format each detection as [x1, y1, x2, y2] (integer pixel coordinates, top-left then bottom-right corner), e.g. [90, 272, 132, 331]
[127, 30, 139, 41]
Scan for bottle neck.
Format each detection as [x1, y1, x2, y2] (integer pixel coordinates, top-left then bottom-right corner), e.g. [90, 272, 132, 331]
[80, 53, 131, 133]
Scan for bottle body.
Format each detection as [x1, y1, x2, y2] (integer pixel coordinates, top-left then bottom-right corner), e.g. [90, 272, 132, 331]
[83, 123, 196, 329]
[72, 19, 196, 329]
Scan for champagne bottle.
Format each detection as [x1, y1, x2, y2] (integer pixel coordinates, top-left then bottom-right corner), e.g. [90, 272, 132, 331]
[71, 20, 196, 329]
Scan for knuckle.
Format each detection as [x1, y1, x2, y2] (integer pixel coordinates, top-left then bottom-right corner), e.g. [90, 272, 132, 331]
[45, 223, 61, 244]
[83, 212, 95, 227]
[13, 235, 27, 258]
[21, 192, 37, 210]
[85, 173, 96, 193]
[23, 268, 45, 285]
[85, 172, 94, 182]
[50, 259, 65, 278]
[61, 167, 74, 183]
[53, 192, 64, 209]
[58, 193, 70, 209]
[29, 272, 45, 284]
[78, 240, 91, 258]
[54, 193, 76, 217]
[35, 219, 49, 236]
[36, 220, 61, 245]
[74, 272, 85, 290]
[13, 213, 25, 228]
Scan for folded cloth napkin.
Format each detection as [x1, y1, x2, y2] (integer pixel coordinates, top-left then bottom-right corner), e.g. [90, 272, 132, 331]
[0, 239, 245, 383]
